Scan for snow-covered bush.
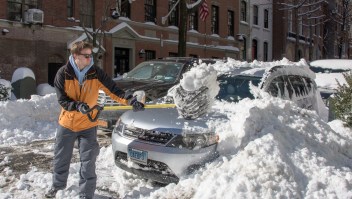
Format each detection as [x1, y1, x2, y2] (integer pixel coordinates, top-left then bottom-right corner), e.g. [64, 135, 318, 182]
[0, 83, 11, 101]
[330, 72, 352, 127]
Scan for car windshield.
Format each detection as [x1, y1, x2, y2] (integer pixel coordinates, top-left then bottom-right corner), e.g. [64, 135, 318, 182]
[125, 61, 184, 83]
[216, 75, 261, 102]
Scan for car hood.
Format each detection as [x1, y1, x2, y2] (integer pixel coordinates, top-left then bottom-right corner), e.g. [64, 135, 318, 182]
[116, 79, 174, 91]
[119, 107, 227, 135]
[115, 79, 175, 101]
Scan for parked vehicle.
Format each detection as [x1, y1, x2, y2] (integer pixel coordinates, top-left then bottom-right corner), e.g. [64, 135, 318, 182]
[112, 64, 328, 184]
[309, 59, 352, 73]
[309, 59, 352, 121]
[98, 57, 218, 130]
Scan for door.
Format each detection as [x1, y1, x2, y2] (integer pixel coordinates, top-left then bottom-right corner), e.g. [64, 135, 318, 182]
[114, 47, 130, 77]
[48, 63, 63, 86]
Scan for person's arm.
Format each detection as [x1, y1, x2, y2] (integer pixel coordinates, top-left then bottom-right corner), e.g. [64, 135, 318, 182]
[54, 66, 80, 111]
[96, 67, 129, 105]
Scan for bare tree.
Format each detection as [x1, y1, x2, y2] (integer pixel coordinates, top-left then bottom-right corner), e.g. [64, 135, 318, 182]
[278, 0, 326, 61]
[330, 0, 352, 58]
[79, 0, 118, 64]
[164, 0, 205, 57]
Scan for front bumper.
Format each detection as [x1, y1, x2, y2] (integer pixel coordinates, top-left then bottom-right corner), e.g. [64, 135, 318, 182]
[111, 132, 219, 184]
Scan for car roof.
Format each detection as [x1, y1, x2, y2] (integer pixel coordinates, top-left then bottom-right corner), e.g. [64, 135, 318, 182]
[309, 59, 352, 71]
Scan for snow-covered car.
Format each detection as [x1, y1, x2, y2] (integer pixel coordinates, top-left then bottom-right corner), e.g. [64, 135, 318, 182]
[98, 57, 217, 131]
[111, 64, 328, 184]
[309, 59, 352, 120]
[309, 59, 352, 73]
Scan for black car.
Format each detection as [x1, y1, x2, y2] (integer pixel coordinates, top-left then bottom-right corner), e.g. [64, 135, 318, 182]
[98, 57, 218, 131]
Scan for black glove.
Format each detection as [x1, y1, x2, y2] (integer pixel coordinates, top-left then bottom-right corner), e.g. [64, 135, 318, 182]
[124, 90, 134, 100]
[128, 96, 145, 111]
[76, 102, 89, 114]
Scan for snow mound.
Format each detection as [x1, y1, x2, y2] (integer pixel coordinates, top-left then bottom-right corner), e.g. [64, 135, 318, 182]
[37, 83, 56, 96]
[11, 67, 35, 83]
[145, 96, 352, 199]
[0, 94, 60, 145]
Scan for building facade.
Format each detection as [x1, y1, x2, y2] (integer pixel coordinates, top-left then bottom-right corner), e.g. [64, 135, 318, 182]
[0, 0, 241, 85]
[272, 0, 326, 62]
[238, 0, 273, 62]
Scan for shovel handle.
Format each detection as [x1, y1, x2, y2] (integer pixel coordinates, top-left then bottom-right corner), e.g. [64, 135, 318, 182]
[103, 104, 176, 111]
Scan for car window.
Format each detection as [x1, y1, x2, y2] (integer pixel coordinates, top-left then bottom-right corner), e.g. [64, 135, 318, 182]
[216, 75, 261, 102]
[267, 76, 285, 98]
[288, 75, 307, 97]
[125, 62, 183, 82]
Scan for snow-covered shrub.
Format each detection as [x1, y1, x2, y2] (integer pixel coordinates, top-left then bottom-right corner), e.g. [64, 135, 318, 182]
[330, 72, 352, 127]
[0, 83, 11, 101]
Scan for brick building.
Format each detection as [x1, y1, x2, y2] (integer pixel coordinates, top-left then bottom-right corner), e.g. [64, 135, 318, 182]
[0, 0, 241, 86]
[272, 0, 325, 62]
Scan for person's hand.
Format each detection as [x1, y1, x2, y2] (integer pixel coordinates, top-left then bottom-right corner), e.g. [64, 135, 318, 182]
[77, 102, 89, 114]
[128, 96, 145, 111]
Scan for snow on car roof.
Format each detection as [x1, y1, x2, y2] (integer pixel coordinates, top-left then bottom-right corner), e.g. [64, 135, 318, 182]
[315, 73, 348, 91]
[309, 59, 352, 70]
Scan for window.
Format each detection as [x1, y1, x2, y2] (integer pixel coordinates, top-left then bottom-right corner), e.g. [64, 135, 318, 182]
[315, 19, 320, 36]
[228, 10, 234, 37]
[188, 0, 198, 30]
[263, 42, 268, 61]
[253, 5, 258, 25]
[67, 0, 74, 17]
[283, 76, 293, 99]
[298, 16, 303, 35]
[7, 0, 38, 21]
[242, 37, 247, 60]
[168, 0, 178, 26]
[145, 50, 156, 61]
[288, 76, 307, 97]
[211, 5, 219, 34]
[288, 10, 292, 32]
[80, 0, 93, 27]
[189, 54, 198, 58]
[264, 9, 269, 28]
[252, 39, 258, 60]
[240, 1, 247, 22]
[145, 0, 156, 23]
[267, 76, 285, 98]
[120, 0, 131, 18]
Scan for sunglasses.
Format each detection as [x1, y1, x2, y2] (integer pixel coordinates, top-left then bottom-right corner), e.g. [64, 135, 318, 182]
[79, 53, 93, 58]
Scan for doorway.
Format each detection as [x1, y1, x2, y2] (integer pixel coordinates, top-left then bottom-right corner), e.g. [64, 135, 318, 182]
[114, 47, 130, 77]
[48, 63, 63, 86]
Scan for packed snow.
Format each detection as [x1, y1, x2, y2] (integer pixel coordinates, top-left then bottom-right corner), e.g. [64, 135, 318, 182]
[0, 58, 351, 199]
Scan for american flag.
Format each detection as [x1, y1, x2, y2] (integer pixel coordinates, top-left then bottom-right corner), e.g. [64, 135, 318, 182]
[199, 0, 209, 21]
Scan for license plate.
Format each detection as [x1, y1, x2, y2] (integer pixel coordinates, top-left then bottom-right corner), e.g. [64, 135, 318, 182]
[128, 148, 148, 165]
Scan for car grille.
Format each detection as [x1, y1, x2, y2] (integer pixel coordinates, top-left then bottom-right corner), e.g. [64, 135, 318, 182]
[124, 127, 175, 145]
[98, 90, 120, 106]
[115, 151, 173, 174]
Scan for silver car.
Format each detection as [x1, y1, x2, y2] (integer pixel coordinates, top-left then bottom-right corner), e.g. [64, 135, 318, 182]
[112, 65, 327, 184]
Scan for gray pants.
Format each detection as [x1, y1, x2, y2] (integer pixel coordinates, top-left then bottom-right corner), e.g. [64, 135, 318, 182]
[52, 125, 100, 199]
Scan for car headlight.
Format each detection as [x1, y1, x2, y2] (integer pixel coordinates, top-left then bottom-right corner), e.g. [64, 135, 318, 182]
[167, 132, 219, 150]
[113, 118, 124, 135]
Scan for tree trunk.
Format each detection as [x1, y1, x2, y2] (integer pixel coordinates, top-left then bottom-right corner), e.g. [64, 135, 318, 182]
[178, 0, 187, 57]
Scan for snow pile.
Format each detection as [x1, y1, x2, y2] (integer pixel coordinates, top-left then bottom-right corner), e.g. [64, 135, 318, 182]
[37, 83, 56, 96]
[11, 67, 35, 83]
[145, 95, 352, 199]
[0, 94, 59, 145]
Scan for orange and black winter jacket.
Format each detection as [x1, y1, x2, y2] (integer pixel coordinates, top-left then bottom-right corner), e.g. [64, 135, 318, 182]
[54, 62, 128, 132]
